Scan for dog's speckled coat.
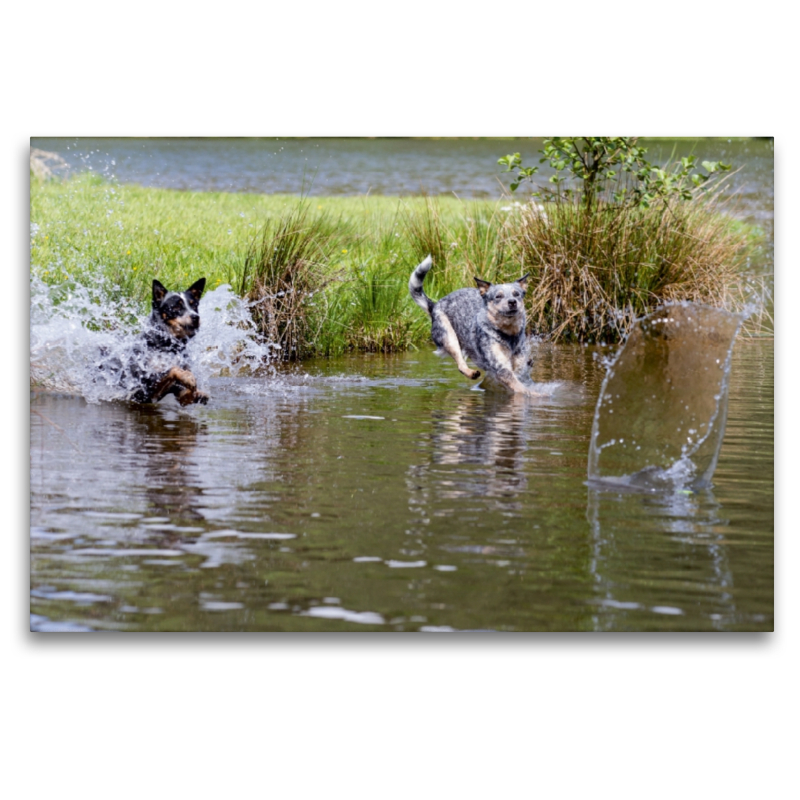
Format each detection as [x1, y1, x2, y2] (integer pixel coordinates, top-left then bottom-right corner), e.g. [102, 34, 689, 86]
[409, 255, 539, 394]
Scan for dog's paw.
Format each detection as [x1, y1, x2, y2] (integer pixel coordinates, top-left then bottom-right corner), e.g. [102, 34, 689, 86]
[178, 389, 209, 406]
[469, 369, 481, 380]
[177, 390, 194, 406]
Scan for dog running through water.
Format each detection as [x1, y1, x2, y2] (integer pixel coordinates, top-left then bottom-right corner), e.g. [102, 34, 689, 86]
[126, 278, 209, 406]
[409, 255, 541, 394]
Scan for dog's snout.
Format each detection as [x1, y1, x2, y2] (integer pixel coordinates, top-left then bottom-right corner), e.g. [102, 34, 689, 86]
[183, 313, 200, 337]
[508, 298, 518, 309]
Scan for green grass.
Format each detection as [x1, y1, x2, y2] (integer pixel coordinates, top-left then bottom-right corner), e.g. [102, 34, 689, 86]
[30, 173, 767, 357]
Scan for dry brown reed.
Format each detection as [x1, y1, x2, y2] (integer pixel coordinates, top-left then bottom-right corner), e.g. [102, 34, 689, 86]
[510, 189, 758, 342]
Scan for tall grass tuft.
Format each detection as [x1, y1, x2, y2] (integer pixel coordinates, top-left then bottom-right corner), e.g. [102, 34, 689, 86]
[401, 198, 517, 292]
[510, 189, 759, 342]
[309, 208, 428, 355]
[239, 202, 345, 359]
[403, 197, 451, 269]
[457, 203, 517, 283]
[345, 256, 427, 353]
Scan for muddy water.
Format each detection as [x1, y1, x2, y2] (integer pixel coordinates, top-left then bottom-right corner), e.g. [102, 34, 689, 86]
[30, 339, 773, 632]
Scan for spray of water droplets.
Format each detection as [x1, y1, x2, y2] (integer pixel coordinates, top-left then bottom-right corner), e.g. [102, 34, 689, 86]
[30, 274, 278, 404]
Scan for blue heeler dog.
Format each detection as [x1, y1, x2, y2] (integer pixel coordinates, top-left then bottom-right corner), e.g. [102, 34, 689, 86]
[128, 278, 210, 405]
[409, 255, 540, 394]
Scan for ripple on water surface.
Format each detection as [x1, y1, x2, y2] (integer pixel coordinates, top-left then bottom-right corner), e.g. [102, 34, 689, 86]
[30, 339, 773, 632]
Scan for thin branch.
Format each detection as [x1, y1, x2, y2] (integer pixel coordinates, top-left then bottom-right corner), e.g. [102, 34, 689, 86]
[31, 408, 83, 454]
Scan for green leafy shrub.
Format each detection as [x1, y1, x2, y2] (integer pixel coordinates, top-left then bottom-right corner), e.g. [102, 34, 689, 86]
[499, 137, 732, 209]
[497, 137, 756, 342]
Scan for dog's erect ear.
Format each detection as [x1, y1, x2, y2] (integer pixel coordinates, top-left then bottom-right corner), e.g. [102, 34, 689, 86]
[475, 277, 492, 296]
[186, 278, 206, 307]
[152, 279, 168, 306]
[516, 273, 530, 293]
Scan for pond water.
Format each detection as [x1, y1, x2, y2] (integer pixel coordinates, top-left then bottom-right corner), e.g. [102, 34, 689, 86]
[30, 338, 773, 632]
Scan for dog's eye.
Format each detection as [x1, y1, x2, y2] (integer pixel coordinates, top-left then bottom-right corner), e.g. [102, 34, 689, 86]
[495, 291, 504, 299]
[513, 290, 520, 298]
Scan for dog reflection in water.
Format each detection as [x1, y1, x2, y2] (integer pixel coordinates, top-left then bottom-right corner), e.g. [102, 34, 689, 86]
[409, 393, 533, 502]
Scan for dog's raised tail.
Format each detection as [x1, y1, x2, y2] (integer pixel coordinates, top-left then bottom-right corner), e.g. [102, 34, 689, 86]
[409, 255, 435, 317]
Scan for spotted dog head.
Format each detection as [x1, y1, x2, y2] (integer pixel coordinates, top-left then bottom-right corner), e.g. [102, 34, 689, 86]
[151, 278, 206, 341]
[475, 274, 530, 336]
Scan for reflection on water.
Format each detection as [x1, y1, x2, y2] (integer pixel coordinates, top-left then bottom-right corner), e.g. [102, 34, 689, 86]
[30, 341, 773, 632]
[586, 488, 739, 630]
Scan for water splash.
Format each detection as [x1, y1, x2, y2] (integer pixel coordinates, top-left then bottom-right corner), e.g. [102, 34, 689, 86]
[30, 275, 277, 404]
[587, 303, 746, 492]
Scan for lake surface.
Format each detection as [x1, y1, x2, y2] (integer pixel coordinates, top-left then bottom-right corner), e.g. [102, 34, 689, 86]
[30, 339, 773, 632]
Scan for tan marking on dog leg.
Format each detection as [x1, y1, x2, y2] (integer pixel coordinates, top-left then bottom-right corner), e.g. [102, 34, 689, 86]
[500, 371, 545, 396]
[150, 367, 200, 404]
[170, 367, 196, 390]
[484, 342, 540, 394]
[149, 373, 177, 403]
[177, 388, 195, 406]
[485, 348, 533, 395]
[172, 368, 201, 406]
[496, 372, 531, 393]
[438, 315, 480, 379]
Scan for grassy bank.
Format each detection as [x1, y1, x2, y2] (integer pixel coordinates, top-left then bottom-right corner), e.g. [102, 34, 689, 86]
[30, 173, 766, 358]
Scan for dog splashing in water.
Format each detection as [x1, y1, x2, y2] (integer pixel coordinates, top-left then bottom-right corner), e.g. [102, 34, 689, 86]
[409, 255, 542, 395]
[104, 278, 210, 406]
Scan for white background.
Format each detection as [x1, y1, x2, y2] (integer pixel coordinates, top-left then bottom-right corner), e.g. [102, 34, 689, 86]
[5, 3, 793, 798]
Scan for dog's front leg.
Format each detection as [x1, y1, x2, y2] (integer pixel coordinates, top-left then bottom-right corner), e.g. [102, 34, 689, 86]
[190, 389, 210, 405]
[148, 369, 181, 403]
[170, 368, 209, 406]
[433, 314, 481, 380]
[150, 367, 209, 405]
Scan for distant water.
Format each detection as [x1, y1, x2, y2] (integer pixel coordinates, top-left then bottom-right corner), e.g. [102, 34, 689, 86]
[30, 137, 773, 214]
